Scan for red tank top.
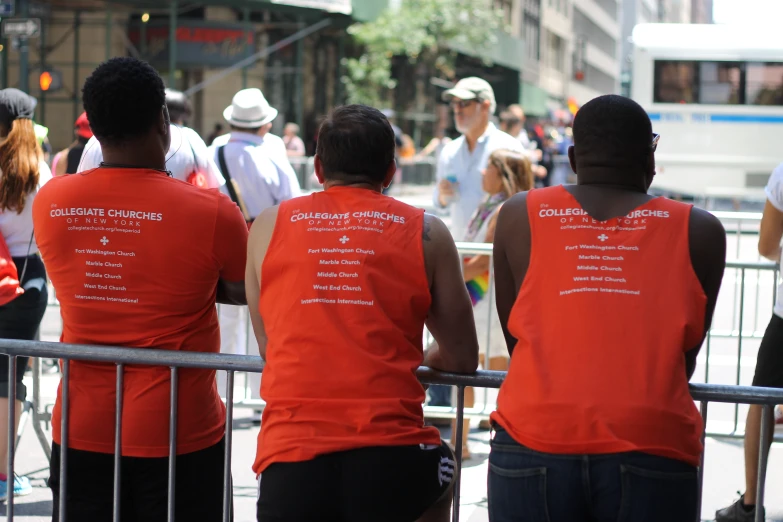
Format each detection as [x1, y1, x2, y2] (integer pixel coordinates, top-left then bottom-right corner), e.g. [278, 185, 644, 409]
[491, 186, 706, 466]
[253, 187, 441, 474]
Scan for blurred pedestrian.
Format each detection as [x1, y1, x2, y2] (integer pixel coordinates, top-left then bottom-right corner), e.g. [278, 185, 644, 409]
[0, 87, 50, 502]
[716, 161, 783, 522]
[283, 122, 305, 157]
[52, 112, 92, 176]
[432, 77, 523, 241]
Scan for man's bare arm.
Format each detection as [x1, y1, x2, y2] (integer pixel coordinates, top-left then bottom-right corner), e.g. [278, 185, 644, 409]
[245, 206, 279, 361]
[421, 213, 479, 373]
[759, 199, 783, 261]
[493, 193, 531, 356]
[685, 207, 727, 379]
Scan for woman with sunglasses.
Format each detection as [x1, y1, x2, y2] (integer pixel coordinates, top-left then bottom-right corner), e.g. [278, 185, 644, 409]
[447, 148, 534, 457]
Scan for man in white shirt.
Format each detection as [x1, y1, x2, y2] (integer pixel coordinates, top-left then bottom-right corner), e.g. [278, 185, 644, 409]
[78, 89, 223, 189]
[433, 77, 523, 240]
[210, 98, 301, 199]
[210, 88, 296, 402]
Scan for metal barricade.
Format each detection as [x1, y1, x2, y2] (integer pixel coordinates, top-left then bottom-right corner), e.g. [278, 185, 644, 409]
[2, 339, 783, 522]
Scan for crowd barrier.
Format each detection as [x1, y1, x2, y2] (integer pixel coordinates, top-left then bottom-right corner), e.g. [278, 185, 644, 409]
[2, 338, 783, 522]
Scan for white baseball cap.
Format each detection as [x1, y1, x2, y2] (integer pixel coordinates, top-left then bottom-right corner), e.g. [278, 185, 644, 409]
[442, 77, 497, 113]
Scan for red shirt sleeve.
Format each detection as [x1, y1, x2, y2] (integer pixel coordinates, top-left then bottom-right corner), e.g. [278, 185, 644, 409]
[213, 193, 248, 282]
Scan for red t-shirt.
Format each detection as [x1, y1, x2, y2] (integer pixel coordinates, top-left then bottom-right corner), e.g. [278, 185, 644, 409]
[253, 187, 441, 474]
[491, 186, 706, 466]
[33, 168, 248, 457]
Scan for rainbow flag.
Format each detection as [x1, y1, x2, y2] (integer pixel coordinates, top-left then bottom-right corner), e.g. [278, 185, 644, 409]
[466, 272, 490, 306]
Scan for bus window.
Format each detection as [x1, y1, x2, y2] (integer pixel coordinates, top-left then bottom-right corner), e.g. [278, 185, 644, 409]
[654, 61, 697, 104]
[699, 62, 741, 105]
[746, 62, 783, 106]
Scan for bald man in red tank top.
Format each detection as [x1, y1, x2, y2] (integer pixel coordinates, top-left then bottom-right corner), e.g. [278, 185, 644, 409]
[245, 105, 480, 522]
[489, 95, 726, 522]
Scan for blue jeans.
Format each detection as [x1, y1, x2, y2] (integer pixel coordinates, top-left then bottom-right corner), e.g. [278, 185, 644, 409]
[427, 385, 451, 406]
[488, 427, 698, 522]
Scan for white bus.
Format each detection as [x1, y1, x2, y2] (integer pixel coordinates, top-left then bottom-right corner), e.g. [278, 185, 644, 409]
[631, 23, 783, 201]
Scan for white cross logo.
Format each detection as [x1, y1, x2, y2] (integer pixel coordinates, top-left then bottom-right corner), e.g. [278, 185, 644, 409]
[597, 234, 608, 242]
[100, 236, 109, 246]
[339, 236, 350, 244]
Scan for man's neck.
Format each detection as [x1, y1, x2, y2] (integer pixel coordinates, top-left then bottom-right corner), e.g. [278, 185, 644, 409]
[102, 145, 166, 171]
[575, 167, 648, 194]
[464, 121, 490, 152]
[323, 180, 383, 193]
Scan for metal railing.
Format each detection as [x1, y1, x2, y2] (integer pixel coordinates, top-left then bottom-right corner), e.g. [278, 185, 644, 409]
[2, 338, 783, 522]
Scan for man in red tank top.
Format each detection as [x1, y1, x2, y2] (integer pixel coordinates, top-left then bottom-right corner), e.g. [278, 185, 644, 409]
[245, 105, 480, 522]
[488, 95, 726, 522]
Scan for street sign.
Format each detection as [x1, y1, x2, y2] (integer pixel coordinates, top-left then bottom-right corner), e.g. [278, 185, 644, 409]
[29, 3, 49, 18]
[1, 18, 40, 38]
[0, 1, 15, 17]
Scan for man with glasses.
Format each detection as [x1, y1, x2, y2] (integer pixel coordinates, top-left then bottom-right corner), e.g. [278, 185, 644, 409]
[488, 95, 726, 521]
[428, 77, 522, 410]
[433, 77, 523, 241]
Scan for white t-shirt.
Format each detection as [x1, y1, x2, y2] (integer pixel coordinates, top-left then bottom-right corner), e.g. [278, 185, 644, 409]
[765, 162, 783, 318]
[211, 131, 301, 197]
[78, 125, 223, 188]
[0, 160, 52, 256]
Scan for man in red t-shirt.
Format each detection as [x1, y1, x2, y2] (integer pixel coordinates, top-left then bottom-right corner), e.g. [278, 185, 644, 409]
[33, 57, 247, 522]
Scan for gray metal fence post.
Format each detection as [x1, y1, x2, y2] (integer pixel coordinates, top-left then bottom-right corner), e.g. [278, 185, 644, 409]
[696, 401, 708, 522]
[734, 268, 746, 432]
[59, 359, 70, 522]
[7, 355, 16, 521]
[168, 367, 178, 522]
[452, 385, 465, 522]
[113, 364, 124, 522]
[223, 371, 234, 522]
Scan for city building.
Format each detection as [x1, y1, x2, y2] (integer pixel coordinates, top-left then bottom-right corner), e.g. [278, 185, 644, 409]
[621, 0, 660, 96]
[691, 0, 713, 23]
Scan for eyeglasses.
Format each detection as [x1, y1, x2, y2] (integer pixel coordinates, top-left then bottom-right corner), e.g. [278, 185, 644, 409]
[651, 133, 660, 152]
[449, 99, 478, 110]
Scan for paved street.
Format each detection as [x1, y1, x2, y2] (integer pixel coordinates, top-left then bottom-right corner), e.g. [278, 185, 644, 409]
[4, 184, 782, 521]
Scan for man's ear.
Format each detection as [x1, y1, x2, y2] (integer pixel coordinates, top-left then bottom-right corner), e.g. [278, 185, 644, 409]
[382, 160, 397, 189]
[568, 145, 577, 174]
[314, 155, 325, 185]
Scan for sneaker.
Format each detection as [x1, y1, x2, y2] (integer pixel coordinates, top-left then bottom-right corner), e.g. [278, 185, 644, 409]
[715, 493, 763, 522]
[0, 475, 33, 502]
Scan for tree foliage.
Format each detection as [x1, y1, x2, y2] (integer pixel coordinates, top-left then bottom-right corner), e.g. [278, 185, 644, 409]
[343, 0, 505, 108]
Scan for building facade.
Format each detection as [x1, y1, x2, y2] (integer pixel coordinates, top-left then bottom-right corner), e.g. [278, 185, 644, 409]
[537, 0, 623, 108]
[1, 0, 381, 152]
[621, 0, 659, 96]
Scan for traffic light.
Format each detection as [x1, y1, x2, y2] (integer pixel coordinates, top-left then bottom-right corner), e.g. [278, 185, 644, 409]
[38, 68, 62, 92]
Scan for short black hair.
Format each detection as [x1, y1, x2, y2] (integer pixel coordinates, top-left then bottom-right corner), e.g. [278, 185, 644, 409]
[82, 57, 165, 146]
[572, 94, 653, 172]
[316, 105, 395, 184]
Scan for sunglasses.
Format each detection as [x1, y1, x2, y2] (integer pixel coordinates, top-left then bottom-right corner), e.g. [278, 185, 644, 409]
[449, 99, 478, 110]
[652, 133, 660, 152]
